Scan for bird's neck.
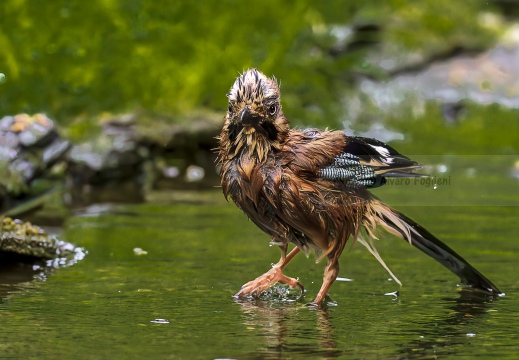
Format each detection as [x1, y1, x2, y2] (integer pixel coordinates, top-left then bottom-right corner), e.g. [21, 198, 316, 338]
[218, 116, 290, 183]
[221, 126, 286, 159]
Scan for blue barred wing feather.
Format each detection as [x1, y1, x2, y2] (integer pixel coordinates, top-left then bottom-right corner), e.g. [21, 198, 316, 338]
[319, 135, 426, 188]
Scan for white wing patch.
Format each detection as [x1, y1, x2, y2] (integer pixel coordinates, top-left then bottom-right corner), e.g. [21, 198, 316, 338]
[369, 144, 391, 159]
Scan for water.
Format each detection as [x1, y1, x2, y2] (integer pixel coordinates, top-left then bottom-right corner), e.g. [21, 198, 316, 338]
[0, 185, 518, 359]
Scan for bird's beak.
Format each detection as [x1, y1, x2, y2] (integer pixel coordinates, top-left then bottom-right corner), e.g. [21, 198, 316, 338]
[239, 107, 260, 126]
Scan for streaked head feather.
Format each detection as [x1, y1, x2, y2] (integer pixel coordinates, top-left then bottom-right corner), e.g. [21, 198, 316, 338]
[227, 69, 279, 105]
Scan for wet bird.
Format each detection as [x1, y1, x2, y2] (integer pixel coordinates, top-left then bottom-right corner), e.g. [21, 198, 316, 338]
[217, 69, 501, 304]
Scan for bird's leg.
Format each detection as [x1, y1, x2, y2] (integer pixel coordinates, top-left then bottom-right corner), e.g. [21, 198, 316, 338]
[313, 257, 340, 304]
[235, 245, 303, 298]
[313, 243, 345, 304]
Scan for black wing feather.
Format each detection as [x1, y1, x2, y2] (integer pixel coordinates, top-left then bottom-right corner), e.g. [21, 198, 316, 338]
[319, 135, 425, 188]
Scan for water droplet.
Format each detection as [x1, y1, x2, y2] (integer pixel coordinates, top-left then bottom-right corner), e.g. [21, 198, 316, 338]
[433, 183, 438, 190]
[150, 319, 169, 324]
[467, 333, 476, 337]
[438, 164, 448, 173]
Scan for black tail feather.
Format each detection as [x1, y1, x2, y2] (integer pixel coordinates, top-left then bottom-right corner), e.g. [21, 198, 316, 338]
[386, 209, 502, 294]
[365, 198, 502, 294]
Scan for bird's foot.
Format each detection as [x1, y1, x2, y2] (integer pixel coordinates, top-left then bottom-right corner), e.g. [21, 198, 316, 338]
[234, 266, 304, 298]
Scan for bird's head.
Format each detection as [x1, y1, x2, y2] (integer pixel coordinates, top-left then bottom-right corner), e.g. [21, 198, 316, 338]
[225, 69, 289, 146]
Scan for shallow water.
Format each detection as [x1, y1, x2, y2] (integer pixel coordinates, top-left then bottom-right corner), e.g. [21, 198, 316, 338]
[1, 181, 518, 358]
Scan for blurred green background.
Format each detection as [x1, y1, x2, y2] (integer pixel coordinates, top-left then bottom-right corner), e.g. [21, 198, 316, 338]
[1, 0, 515, 131]
[1, 0, 518, 204]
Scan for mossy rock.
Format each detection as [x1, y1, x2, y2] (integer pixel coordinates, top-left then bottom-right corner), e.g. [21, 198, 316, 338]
[0, 216, 80, 261]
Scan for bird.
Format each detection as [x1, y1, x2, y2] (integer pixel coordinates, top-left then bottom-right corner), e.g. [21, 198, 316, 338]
[216, 68, 501, 304]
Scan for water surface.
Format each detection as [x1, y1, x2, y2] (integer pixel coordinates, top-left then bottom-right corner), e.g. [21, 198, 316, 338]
[0, 185, 518, 359]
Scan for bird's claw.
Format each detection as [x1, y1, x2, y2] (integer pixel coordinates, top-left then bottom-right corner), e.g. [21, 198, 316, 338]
[235, 266, 304, 298]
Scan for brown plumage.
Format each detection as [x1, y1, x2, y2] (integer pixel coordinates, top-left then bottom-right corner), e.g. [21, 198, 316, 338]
[217, 69, 501, 304]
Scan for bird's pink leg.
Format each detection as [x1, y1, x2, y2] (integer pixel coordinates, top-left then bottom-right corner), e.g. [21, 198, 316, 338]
[235, 245, 303, 297]
[312, 257, 340, 304]
[312, 240, 346, 304]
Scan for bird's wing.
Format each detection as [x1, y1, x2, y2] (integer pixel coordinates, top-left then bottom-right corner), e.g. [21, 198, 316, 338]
[319, 135, 425, 188]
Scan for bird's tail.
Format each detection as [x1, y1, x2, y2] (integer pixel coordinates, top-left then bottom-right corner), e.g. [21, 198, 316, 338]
[361, 198, 502, 294]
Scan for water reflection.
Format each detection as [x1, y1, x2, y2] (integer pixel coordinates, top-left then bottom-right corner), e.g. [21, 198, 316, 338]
[394, 289, 501, 359]
[0, 246, 85, 301]
[0, 262, 39, 301]
[234, 288, 501, 359]
[234, 297, 343, 359]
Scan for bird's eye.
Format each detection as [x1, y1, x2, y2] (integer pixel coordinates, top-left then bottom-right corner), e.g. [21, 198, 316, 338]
[268, 104, 277, 116]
